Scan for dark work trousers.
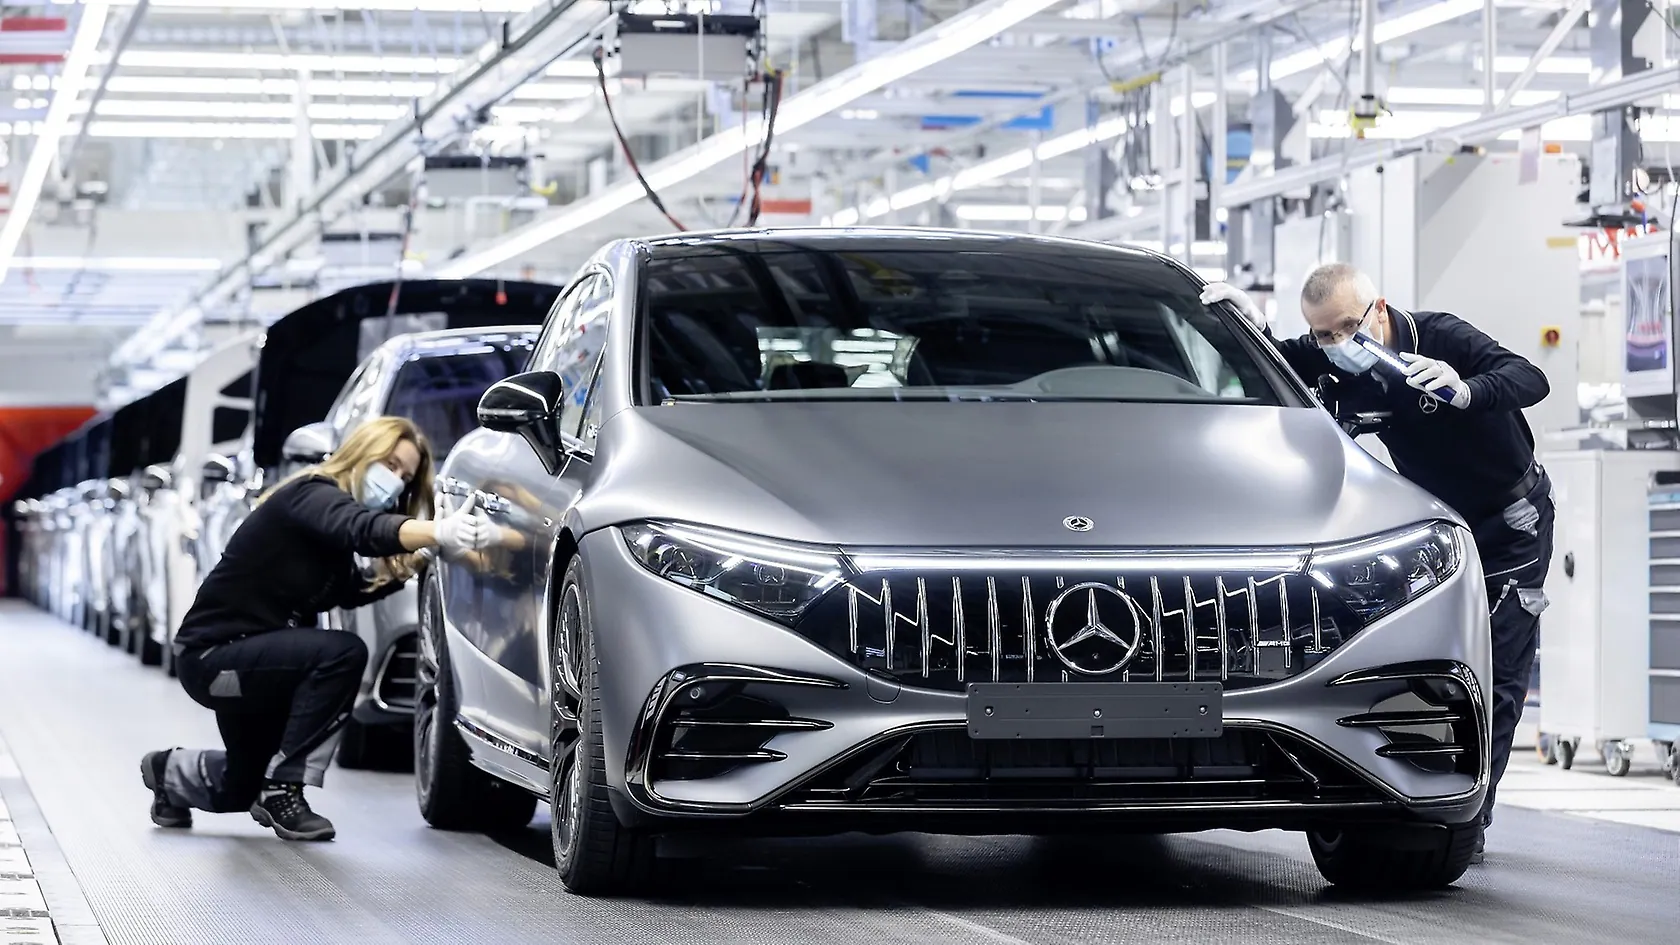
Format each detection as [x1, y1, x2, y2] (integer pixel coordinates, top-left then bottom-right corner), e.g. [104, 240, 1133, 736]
[1471, 469, 1556, 828]
[161, 628, 367, 813]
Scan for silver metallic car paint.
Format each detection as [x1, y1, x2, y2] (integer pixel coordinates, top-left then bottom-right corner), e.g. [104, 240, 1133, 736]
[575, 402, 1460, 548]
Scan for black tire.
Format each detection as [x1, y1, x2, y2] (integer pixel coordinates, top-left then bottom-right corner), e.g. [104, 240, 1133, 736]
[138, 625, 164, 667]
[413, 575, 537, 831]
[1308, 822, 1479, 890]
[550, 556, 656, 896]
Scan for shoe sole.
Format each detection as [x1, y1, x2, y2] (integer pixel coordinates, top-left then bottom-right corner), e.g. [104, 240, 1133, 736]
[250, 804, 335, 842]
[139, 755, 191, 829]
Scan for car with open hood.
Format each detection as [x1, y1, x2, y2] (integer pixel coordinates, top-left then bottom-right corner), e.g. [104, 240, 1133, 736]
[409, 227, 1490, 896]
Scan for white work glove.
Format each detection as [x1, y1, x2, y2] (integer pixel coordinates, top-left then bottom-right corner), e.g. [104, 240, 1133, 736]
[1198, 282, 1268, 333]
[432, 495, 489, 557]
[1399, 352, 1472, 409]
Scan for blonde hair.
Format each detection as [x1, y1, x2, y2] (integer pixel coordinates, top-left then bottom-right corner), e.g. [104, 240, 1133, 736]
[262, 415, 436, 588]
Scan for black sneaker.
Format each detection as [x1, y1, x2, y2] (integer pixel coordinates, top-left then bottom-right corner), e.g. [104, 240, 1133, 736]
[250, 783, 335, 841]
[139, 749, 192, 829]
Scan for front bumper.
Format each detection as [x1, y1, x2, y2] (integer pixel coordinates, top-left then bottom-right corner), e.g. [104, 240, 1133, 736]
[582, 527, 1491, 833]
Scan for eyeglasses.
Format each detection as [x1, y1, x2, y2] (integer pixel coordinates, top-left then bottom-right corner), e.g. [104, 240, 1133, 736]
[1314, 301, 1375, 348]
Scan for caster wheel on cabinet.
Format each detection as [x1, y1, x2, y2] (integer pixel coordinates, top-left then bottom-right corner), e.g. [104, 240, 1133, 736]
[1557, 739, 1576, 770]
[1538, 734, 1557, 764]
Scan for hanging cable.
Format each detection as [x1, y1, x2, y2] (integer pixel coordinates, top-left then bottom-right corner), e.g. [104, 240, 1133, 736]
[593, 45, 688, 231]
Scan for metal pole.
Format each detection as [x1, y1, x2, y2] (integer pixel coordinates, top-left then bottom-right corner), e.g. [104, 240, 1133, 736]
[1482, 0, 1497, 110]
[291, 69, 313, 214]
[1028, 129, 1043, 233]
[1359, 0, 1376, 100]
[1211, 42, 1228, 272]
[1156, 71, 1172, 255]
[1181, 64, 1196, 262]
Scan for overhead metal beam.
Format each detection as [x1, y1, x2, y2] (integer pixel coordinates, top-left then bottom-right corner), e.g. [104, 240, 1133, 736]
[1220, 62, 1680, 208]
[61, 0, 149, 177]
[112, 0, 611, 368]
[836, 0, 1335, 182]
[1496, 0, 1589, 110]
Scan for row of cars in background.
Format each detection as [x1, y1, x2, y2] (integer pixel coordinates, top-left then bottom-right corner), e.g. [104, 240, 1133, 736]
[8, 277, 557, 767]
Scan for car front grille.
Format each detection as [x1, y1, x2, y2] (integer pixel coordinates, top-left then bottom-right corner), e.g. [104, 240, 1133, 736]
[784, 726, 1382, 809]
[795, 569, 1356, 692]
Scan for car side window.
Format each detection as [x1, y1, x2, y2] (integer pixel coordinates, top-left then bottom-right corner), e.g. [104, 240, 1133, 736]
[528, 276, 596, 374]
[559, 277, 613, 441]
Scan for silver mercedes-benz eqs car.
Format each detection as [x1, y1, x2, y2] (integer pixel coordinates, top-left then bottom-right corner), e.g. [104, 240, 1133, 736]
[418, 228, 1490, 896]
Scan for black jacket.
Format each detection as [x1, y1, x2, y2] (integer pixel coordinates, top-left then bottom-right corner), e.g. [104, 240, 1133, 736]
[175, 475, 411, 648]
[1270, 308, 1551, 523]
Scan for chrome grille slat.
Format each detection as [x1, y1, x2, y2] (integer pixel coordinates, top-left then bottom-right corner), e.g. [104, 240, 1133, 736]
[831, 568, 1345, 691]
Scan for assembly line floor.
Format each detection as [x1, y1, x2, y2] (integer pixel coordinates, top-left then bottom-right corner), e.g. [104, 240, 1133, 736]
[0, 602, 1676, 945]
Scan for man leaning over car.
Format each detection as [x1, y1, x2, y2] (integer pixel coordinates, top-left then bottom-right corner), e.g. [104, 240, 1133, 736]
[1202, 263, 1554, 866]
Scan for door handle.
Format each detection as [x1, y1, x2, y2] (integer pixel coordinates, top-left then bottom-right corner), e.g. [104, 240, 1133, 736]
[437, 477, 472, 497]
[475, 490, 511, 514]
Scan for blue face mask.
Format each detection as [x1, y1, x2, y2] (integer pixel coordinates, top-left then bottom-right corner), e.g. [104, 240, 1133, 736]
[1322, 305, 1380, 374]
[361, 463, 405, 511]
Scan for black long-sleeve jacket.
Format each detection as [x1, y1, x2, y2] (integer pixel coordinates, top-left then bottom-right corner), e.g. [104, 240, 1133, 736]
[175, 475, 411, 649]
[1269, 308, 1551, 523]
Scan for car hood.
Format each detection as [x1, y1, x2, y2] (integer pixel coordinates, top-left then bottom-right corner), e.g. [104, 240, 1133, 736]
[582, 402, 1457, 549]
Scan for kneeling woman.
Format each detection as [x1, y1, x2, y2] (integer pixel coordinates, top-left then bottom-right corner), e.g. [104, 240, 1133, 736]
[141, 416, 493, 841]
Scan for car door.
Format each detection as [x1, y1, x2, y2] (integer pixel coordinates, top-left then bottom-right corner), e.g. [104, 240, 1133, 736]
[471, 271, 614, 756]
[441, 276, 590, 746]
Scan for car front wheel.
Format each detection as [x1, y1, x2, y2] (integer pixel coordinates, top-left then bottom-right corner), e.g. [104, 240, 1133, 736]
[413, 574, 537, 831]
[1307, 821, 1479, 890]
[550, 556, 655, 896]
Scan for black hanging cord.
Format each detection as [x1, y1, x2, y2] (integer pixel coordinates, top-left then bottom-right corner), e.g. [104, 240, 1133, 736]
[594, 45, 688, 231]
[744, 70, 784, 226]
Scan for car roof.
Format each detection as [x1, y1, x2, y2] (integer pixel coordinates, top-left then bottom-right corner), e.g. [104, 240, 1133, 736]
[373, 325, 541, 361]
[627, 225, 1187, 268]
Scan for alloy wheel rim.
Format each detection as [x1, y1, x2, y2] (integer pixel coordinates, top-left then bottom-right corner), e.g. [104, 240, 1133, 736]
[550, 583, 585, 852]
[415, 591, 441, 802]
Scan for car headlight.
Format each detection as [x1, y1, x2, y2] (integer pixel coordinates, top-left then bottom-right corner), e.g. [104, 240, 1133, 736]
[620, 522, 846, 623]
[1306, 521, 1463, 625]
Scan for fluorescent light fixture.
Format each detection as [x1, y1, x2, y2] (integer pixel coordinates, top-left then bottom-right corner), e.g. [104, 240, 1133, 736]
[84, 74, 593, 101]
[1245, 0, 1480, 83]
[85, 120, 385, 139]
[1303, 109, 1679, 142]
[11, 255, 223, 271]
[951, 204, 1089, 222]
[0, 0, 110, 286]
[1482, 55, 1592, 75]
[1384, 86, 1561, 107]
[436, 0, 1068, 277]
[103, 0, 537, 11]
[105, 49, 462, 74]
[81, 99, 412, 122]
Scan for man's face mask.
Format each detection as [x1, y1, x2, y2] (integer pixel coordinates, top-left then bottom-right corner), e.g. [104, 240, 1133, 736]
[1321, 302, 1379, 374]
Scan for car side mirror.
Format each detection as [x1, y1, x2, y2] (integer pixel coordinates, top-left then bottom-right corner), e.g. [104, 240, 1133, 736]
[202, 454, 236, 486]
[141, 464, 173, 492]
[478, 370, 566, 474]
[282, 421, 336, 466]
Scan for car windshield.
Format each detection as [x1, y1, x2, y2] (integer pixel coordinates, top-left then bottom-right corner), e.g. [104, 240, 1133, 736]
[637, 238, 1285, 405]
[387, 346, 532, 457]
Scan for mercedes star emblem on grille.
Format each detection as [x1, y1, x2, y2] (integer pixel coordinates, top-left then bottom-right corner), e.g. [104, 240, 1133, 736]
[1043, 582, 1145, 675]
[1063, 515, 1094, 532]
